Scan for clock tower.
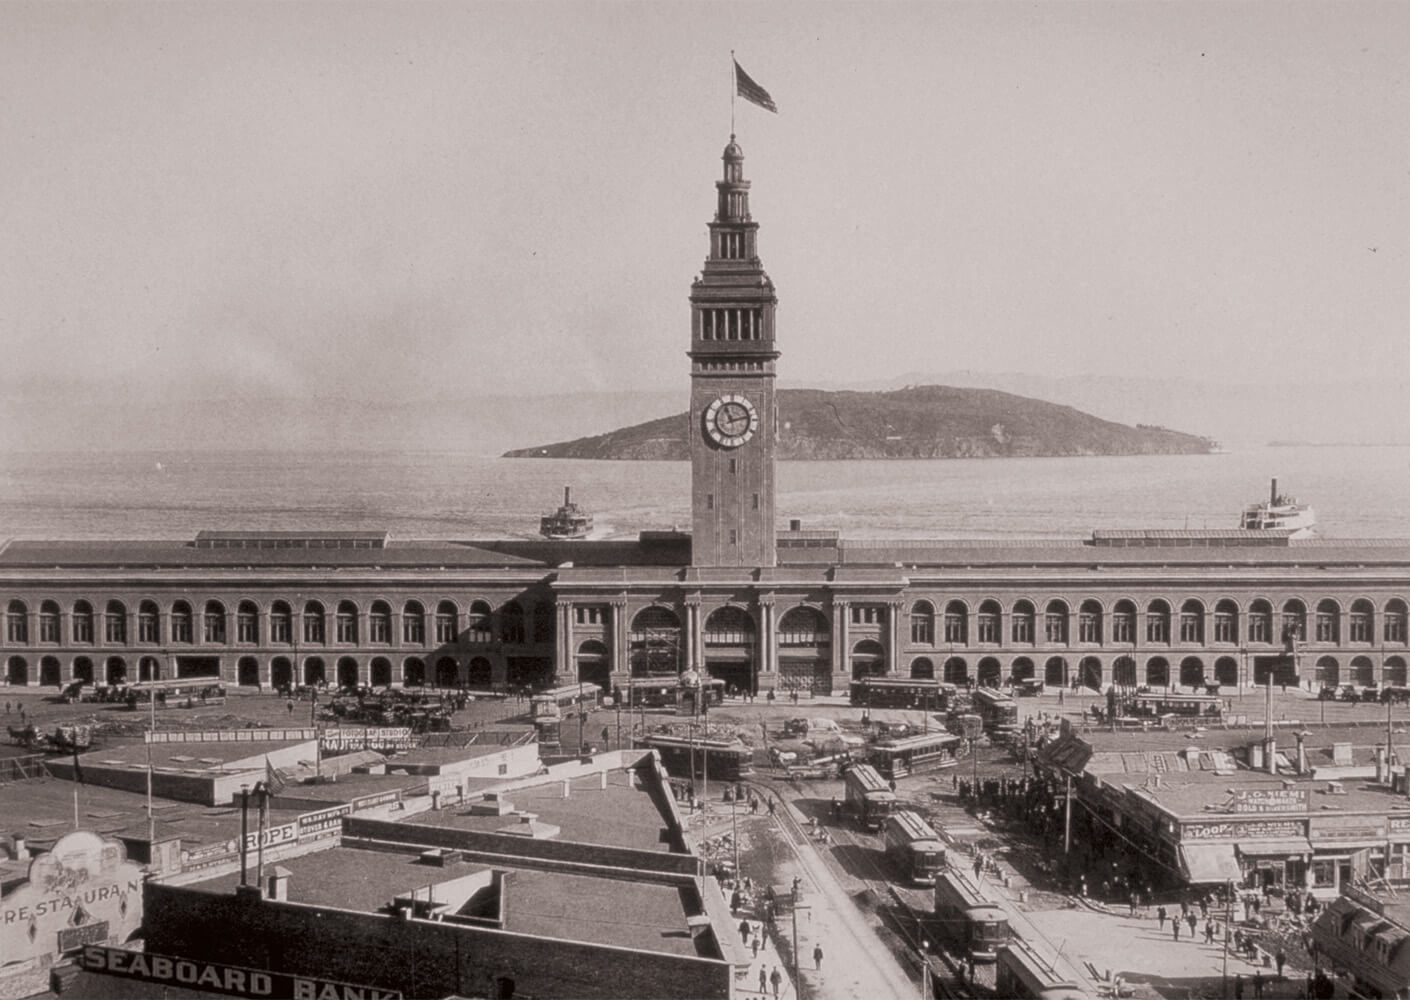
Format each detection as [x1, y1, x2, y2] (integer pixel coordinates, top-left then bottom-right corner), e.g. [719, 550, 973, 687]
[689, 137, 778, 567]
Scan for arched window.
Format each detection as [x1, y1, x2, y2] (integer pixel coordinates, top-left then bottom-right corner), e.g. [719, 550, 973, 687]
[39, 601, 60, 643]
[1213, 600, 1238, 644]
[237, 601, 259, 644]
[270, 601, 293, 645]
[203, 601, 226, 644]
[303, 601, 325, 645]
[436, 601, 459, 644]
[1146, 600, 1171, 645]
[1112, 600, 1136, 645]
[1349, 599, 1374, 644]
[1248, 599, 1273, 644]
[499, 602, 525, 644]
[1043, 600, 1068, 644]
[909, 601, 935, 645]
[1179, 599, 1204, 644]
[402, 601, 425, 645]
[72, 600, 96, 645]
[910, 657, 934, 680]
[1314, 599, 1339, 644]
[1387, 600, 1409, 645]
[977, 601, 1001, 644]
[468, 601, 493, 643]
[6, 600, 27, 644]
[850, 639, 886, 680]
[169, 601, 192, 644]
[1011, 601, 1035, 645]
[105, 600, 127, 644]
[369, 601, 391, 644]
[944, 601, 967, 644]
[1078, 600, 1102, 644]
[705, 606, 756, 645]
[631, 606, 683, 676]
[1281, 600, 1307, 646]
[336, 601, 358, 644]
[778, 606, 829, 647]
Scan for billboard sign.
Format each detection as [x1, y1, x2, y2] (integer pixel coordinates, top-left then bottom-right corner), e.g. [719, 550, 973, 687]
[81, 946, 403, 1000]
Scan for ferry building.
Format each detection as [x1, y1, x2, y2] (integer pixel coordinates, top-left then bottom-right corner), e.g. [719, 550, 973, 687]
[4, 139, 1410, 699]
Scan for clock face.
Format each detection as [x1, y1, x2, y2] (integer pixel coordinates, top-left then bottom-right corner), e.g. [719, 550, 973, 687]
[704, 394, 759, 448]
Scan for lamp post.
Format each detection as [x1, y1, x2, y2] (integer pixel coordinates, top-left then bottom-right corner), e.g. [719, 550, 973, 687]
[239, 784, 250, 886]
[919, 939, 930, 1000]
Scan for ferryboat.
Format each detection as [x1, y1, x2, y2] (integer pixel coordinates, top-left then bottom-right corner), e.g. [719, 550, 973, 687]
[1240, 478, 1316, 536]
[540, 486, 593, 540]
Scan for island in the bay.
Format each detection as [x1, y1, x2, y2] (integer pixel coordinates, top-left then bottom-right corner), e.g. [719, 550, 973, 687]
[503, 385, 1216, 460]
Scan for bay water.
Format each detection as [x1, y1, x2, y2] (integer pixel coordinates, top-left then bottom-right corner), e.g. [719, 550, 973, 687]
[1, 446, 1407, 541]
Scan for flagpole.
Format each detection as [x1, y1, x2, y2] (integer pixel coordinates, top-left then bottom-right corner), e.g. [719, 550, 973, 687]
[730, 50, 736, 136]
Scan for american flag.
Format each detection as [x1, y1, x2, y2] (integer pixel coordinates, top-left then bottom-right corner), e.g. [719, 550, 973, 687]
[264, 756, 288, 796]
[734, 60, 778, 114]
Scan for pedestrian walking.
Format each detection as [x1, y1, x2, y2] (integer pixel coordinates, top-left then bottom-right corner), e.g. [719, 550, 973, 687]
[1253, 970, 1264, 999]
[1187, 912, 1198, 936]
[1276, 949, 1286, 976]
[752, 937, 760, 959]
[770, 966, 782, 998]
[286, 698, 294, 715]
[1157, 905, 1168, 929]
[731, 889, 742, 913]
[1173, 920, 1180, 942]
[813, 944, 823, 970]
[759, 968, 767, 994]
[1129, 892, 1138, 917]
[739, 919, 750, 944]
[1205, 920, 1215, 944]
[1234, 973, 1244, 1000]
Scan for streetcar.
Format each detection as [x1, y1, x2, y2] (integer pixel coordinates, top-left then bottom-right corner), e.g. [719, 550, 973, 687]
[869, 730, 964, 780]
[932, 869, 1011, 963]
[843, 763, 896, 831]
[883, 810, 946, 885]
[972, 688, 1019, 733]
[1122, 692, 1223, 724]
[849, 677, 958, 711]
[634, 733, 754, 782]
[620, 677, 725, 708]
[994, 938, 1095, 999]
[530, 682, 602, 721]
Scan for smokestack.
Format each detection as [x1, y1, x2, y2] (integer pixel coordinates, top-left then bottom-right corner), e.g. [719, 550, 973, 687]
[11, 835, 26, 861]
[1271, 478, 1279, 505]
[564, 485, 571, 506]
[1375, 746, 1385, 783]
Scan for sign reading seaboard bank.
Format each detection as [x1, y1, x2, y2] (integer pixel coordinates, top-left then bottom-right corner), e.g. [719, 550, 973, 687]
[82, 946, 403, 1000]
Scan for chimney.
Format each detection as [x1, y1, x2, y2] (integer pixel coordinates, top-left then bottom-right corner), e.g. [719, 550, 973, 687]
[1376, 746, 1386, 783]
[600, 770, 608, 790]
[1152, 774, 1161, 789]
[1297, 732, 1310, 776]
[11, 835, 27, 861]
[1265, 736, 1278, 775]
[431, 790, 441, 811]
[1250, 743, 1264, 770]
[564, 485, 571, 506]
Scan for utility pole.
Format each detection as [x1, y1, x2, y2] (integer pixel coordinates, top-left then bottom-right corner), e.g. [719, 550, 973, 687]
[1063, 773, 1073, 856]
[792, 902, 810, 1000]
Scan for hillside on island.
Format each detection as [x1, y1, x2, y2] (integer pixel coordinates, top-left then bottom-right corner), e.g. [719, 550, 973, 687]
[502, 385, 1216, 460]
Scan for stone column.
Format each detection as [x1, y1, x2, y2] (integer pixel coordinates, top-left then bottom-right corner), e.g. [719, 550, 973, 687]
[834, 600, 850, 679]
[556, 601, 574, 686]
[887, 601, 904, 676]
[612, 599, 629, 679]
[683, 598, 702, 674]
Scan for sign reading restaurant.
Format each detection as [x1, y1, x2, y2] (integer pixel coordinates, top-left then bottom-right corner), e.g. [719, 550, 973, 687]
[82, 946, 403, 1000]
[1230, 788, 1309, 814]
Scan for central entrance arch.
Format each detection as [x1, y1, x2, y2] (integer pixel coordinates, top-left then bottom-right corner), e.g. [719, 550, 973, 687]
[576, 640, 611, 691]
[703, 606, 757, 696]
[850, 640, 886, 682]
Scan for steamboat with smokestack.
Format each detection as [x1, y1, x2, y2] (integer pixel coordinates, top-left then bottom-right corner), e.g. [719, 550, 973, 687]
[1240, 477, 1316, 537]
[539, 486, 594, 540]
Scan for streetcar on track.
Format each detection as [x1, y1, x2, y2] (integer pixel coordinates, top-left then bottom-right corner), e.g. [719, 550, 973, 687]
[621, 677, 725, 708]
[869, 730, 964, 780]
[634, 733, 754, 782]
[843, 762, 896, 830]
[972, 688, 1019, 733]
[530, 682, 602, 721]
[1120, 691, 1224, 725]
[883, 810, 946, 885]
[932, 868, 1011, 962]
[849, 677, 960, 711]
[994, 938, 1095, 999]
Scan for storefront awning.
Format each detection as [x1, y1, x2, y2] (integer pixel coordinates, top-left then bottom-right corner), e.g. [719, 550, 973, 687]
[1236, 839, 1313, 857]
[1179, 843, 1242, 884]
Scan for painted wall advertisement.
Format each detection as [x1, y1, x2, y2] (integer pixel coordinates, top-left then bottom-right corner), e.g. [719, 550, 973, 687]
[0, 831, 145, 965]
[1183, 819, 1306, 841]
[1230, 788, 1309, 814]
[81, 946, 403, 1000]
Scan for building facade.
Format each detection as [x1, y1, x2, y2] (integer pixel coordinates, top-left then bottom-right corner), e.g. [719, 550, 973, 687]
[3, 139, 1410, 698]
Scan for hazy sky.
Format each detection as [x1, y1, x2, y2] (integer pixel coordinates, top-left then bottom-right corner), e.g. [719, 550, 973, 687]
[4, 2, 1408, 418]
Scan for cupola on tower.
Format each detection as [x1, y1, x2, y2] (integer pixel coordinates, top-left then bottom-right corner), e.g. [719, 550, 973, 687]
[689, 137, 778, 568]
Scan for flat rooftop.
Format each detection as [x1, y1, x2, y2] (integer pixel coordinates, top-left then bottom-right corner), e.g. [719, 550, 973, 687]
[1, 777, 302, 854]
[79, 739, 311, 776]
[405, 771, 673, 852]
[192, 846, 703, 956]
